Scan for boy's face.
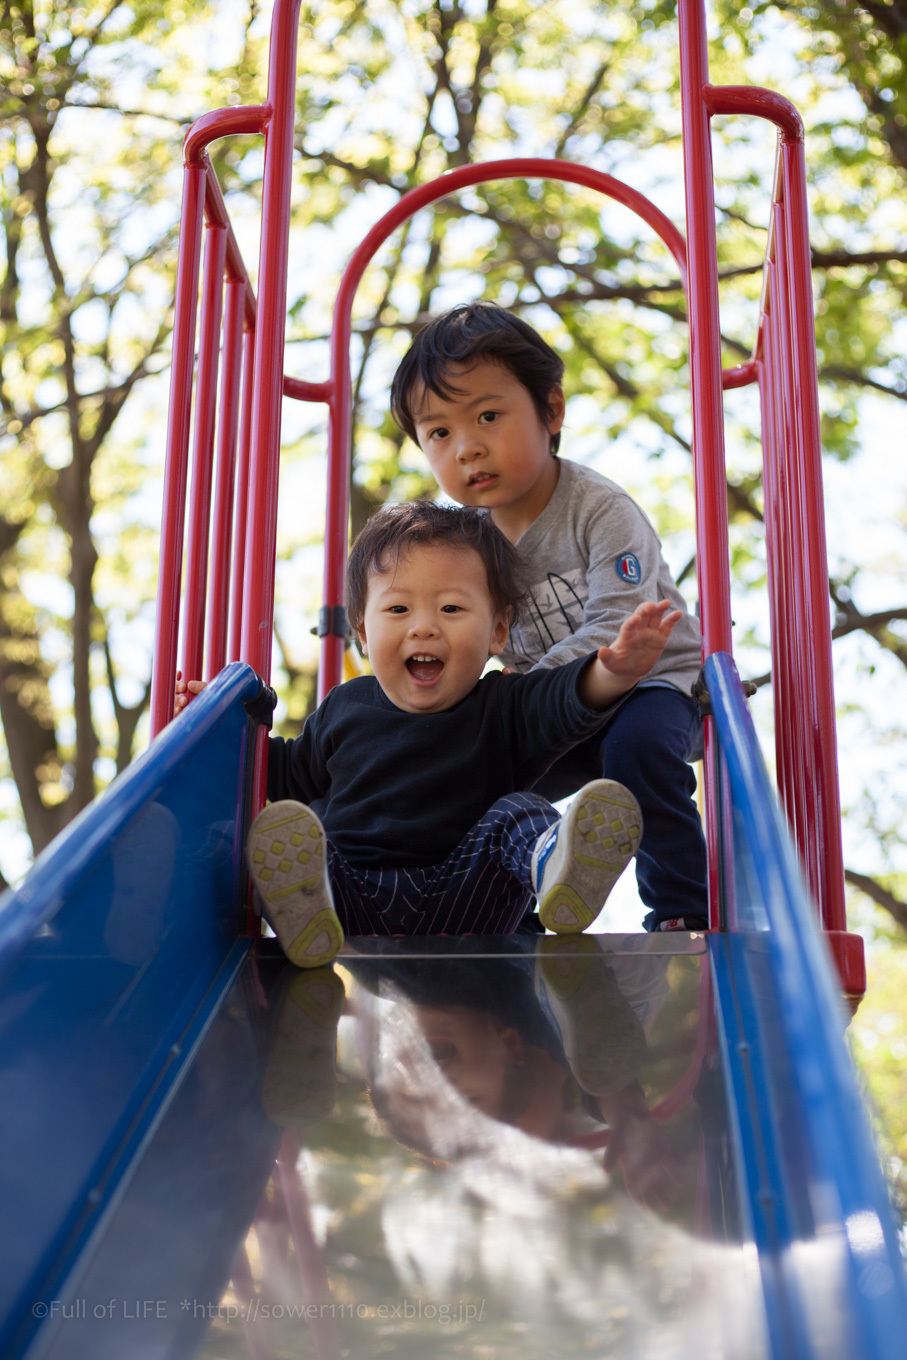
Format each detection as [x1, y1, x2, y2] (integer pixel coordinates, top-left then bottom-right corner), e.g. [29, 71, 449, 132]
[357, 541, 510, 714]
[410, 359, 565, 540]
[413, 1005, 522, 1120]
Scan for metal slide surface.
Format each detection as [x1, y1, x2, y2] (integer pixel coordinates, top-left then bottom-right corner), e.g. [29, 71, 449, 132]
[1, 662, 906, 1360]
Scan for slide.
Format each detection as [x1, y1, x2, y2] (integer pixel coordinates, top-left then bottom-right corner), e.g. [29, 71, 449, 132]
[2, 657, 906, 1360]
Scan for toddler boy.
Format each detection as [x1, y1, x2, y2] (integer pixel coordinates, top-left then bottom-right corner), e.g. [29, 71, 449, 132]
[177, 501, 680, 966]
[390, 302, 708, 932]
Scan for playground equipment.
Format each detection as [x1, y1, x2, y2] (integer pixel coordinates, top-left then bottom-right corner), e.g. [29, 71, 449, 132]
[145, 0, 862, 998]
[1, 1, 904, 1356]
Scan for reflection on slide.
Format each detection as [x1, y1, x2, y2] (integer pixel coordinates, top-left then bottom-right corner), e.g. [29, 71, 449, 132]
[228, 938, 767, 1360]
[37, 936, 767, 1360]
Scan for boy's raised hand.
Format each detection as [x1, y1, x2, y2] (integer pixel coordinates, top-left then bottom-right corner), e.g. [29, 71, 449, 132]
[597, 600, 682, 678]
[579, 600, 682, 710]
[173, 669, 208, 717]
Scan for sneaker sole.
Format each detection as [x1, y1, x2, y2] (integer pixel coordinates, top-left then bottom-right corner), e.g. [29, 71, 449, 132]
[538, 780, 643, 934]
[536, 935, 646, 1095]
[536, 934, 600, 999]
[262, 967, 344, 1126]
[247, 801, 344, 968]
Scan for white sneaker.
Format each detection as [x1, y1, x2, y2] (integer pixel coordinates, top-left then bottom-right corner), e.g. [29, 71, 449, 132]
[532, 780, 643, 933]
[247, 801, 344, 967]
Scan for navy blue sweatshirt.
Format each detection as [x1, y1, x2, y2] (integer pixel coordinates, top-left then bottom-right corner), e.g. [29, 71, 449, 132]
[267, 652, 608, 869]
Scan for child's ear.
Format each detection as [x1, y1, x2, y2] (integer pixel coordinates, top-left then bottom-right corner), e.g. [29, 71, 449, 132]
[489, 607, 511, 656]
[495, 1022, 525, 1066]
[356, 625, 368, 654]
[547, 385, 566, 434]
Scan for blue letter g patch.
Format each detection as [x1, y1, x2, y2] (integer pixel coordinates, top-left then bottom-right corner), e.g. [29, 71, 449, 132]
[615, 552, 642, 584]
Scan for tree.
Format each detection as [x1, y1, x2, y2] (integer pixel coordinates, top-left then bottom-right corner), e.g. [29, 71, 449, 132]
[0, 0, 254, 876]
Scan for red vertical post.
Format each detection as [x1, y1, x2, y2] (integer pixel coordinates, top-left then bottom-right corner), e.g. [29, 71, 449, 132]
[181, 218, 227, 685]
[276, 1135, 342, 1360]
[677, 2, 734, 661]
[206, 277, 245, 677]
[239, 0, 304, 685]
[320, 305, 352, 703]
[759, 271, 797, 836]
[772, 204, 820, 893]
[237, 0, 304, 820]
[150, 164, 206, 738]
[229, 326, 256, 663]
[780, 139, 847, 937]
[677, 0, 733, 930]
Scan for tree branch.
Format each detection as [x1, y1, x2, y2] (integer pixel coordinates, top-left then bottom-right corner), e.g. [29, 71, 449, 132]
[61, 98, 192, 127]
[812, 248, 907, 270]
[554, 60, 610, 157]
[820, 365, 907, 402]
[102, 634, 151, 774]
[859, 0, 907, 44]
[845, 869, 907, 934]
[0, 514, 27, 560]
[830, 583, 907, 669]
[0, 596, 68, 854]
[295, 140, 396, 189]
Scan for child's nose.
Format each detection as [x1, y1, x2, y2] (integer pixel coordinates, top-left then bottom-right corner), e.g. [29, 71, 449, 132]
[408, 613, 439, 636]
[455, 433, 485, 463]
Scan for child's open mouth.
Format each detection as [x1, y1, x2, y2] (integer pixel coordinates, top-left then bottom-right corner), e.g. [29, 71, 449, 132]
[469, 472, 497, 488]
[406, 654, 444, 684]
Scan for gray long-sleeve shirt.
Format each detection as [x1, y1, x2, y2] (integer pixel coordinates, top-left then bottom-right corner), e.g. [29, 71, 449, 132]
[500, 458, 702, 695]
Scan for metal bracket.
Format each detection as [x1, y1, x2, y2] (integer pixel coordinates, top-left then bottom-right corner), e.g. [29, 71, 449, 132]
[312, 604, 350, 640]
[692, 667, 756, 718]
[242, 679, 278, 728]
[692, 671, 711, 717]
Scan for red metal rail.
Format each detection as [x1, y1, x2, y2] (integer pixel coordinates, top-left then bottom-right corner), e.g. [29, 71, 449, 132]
[149, 0, 862, 990]
[676, 4, 860, 989]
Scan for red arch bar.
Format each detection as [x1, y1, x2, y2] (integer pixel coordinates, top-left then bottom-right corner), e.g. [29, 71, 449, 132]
[318, 158, 690, 700]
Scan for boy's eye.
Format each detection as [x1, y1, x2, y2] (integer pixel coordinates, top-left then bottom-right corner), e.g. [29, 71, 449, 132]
[440, 604, 462, 614]
[428, 426, 449, 440]
[478, 410, 499, 424]
[388, 604, 408, 614]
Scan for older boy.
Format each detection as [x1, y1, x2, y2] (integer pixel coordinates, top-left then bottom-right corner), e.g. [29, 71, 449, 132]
[390, 302, 708, 933]
[177, 502, 680, 966]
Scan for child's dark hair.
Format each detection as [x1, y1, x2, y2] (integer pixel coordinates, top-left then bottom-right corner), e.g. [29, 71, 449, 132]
[390, 301, 566, 455]
[347, 500, 528, 631]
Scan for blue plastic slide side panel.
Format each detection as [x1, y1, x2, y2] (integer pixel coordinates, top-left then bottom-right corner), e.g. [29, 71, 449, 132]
[0, 663, 262, 1359]
[33, 953, 283, 1360]
[705, 651, 907, 1360]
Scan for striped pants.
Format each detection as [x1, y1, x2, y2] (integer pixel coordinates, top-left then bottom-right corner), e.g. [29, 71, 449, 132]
[327, 793, 558, 937]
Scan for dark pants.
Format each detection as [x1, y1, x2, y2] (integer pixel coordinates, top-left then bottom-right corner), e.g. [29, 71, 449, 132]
[532, 686, 708, 930]
[326, 793, 558, 937]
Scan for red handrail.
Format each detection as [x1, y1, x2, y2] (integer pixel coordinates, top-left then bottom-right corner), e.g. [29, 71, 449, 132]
[206, 278, 245, 677]
[151, 162, 205, 737]
[678, 0, 858, 984]
[181, 220, 227, 685]
[149, 98, 270, 736]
